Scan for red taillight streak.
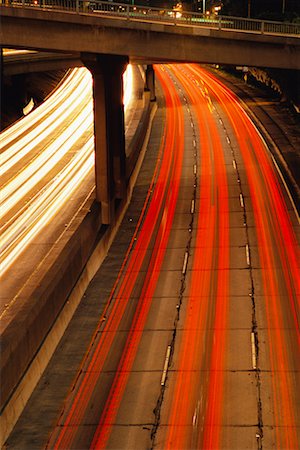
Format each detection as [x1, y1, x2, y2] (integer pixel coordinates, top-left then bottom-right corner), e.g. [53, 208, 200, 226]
[164, 73, 215, 449]
[242, 125, 299, 338]
[185, 64, 229, 450]
[197, 67, 299, 449]
[90, 65, 185, 449]
[164, 65, 229, 449]
[242, 133, 299, 449]
[51, 69, 182, 449]
[197, 69, 299, 316]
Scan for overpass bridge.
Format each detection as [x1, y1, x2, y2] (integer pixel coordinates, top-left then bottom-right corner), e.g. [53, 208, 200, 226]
[1, 1, 299, 69]
[1, 1, 300, 224]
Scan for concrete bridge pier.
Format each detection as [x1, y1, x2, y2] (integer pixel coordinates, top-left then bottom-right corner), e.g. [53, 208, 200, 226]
[145, 64, 156, 102]
[82, 53, 129, 224]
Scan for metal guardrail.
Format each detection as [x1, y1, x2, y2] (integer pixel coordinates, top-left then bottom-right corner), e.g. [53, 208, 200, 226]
[2, 0, 300, 37]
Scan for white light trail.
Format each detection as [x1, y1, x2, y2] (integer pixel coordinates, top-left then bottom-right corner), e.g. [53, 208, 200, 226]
[0, 65, 134, 276]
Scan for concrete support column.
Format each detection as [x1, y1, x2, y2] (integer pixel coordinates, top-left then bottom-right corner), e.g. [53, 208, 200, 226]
[145, 64, 156, 102]
[82, 53, 128, 224]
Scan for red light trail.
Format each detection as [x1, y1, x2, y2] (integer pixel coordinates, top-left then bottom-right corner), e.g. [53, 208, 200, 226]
[45, 64, 299, 450]
[195, 66, 299, 449]
[48, 65, 185, 450]
[163, 64, 229, 450]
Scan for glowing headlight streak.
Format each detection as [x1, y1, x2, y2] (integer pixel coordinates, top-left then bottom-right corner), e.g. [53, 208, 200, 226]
[0, 139, 94, 276]
[1, 70, 92, 174]
[3, 49, 36, 55]
[0, 64, 133, 280]
[1, 102, 93, 219]
[1, 65, 133, 218]
[1, 65, 131, 162]
[1, 69, 89, 149]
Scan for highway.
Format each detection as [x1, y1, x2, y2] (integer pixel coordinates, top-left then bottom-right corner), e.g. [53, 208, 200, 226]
[5, 64, 300, 450]
[0, 65, 133, 313]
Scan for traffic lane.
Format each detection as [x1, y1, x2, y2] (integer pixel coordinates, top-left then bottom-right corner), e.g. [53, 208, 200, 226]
[206, 67, 300, 198]
[157, 266, 256, 449]
[159, 64, 228, 450]
[156, 64, 265, 449]
[1, 70, 92, 186]
[0, 169, 95, 313]
[46, 65, 186, 450]
[101, 237, 193, 450]
[84, 68, 196, 449]
[254, 270, 300, 446]
[196, 65, 299, 449]
[0, 106, 94, 278]
[1, 64, 137, 252]
[47, 264, 179, 430]
[1, 119, 93, 227]
[0, 66, 142, 313]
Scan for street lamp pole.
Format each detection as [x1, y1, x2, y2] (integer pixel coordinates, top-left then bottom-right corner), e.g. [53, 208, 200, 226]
[203, 0, 205, 14]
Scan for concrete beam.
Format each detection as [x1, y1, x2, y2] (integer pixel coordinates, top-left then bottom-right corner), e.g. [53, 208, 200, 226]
[82, 53, 128, 224]
[2, 51, 82, 75]
[0, 7, 299, 70]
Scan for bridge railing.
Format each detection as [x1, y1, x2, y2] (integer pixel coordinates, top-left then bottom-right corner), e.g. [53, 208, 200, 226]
[3, 0, 300, 37]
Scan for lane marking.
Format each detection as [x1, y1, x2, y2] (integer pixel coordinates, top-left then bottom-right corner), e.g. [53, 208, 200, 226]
[251, 332, 257, 369]
[161, 345, 171, 386]
[232, 160, 237, 170]
[182, 251, 189, 274]
[191, 199, 195, 214]
[245, 244, 250, 266]
[193, 164, 197, 175]
[239, 193, 244, 208]
[192, 400, 200, 427]
[193, 139, 196, 148]
[191, 122, 194, 128]
[226, 136, 231, 145]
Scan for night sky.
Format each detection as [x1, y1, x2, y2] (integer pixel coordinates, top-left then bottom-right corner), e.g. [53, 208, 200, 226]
[149, 0, 300, 18]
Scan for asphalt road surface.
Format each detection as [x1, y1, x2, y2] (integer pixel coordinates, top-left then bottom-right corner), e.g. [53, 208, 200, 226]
[6, 64, 299, 450]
